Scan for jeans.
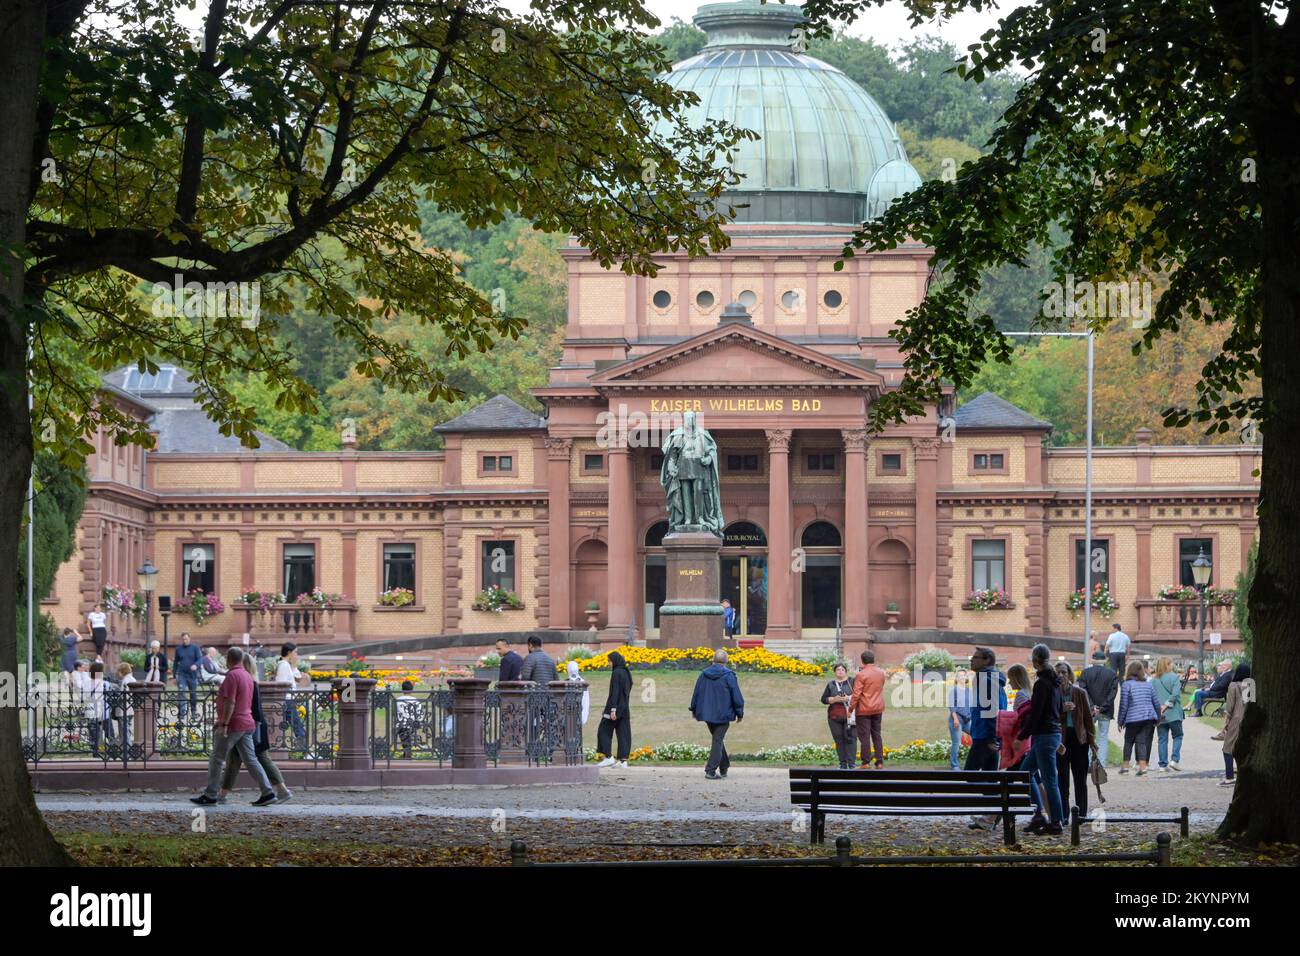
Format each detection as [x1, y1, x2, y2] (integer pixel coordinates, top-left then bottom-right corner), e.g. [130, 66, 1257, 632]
[828, 717, 856, 768]
[948, 714, 971, 769]
[855, 713, 884, 766]
[1058, 732, 1091, 818]
[176, 671, 199, 720]
[1020, 732, 1064, 825]
[1093, 717, 1111, 765]
[221, 741, 285, 791]
[283, 698, 307, 743]
[596, 715, 632, 761]
[1157, 720, 1184, 767]
[1224, 753, 1235, 780]
[1192, 690, 1223, 715]
[964, 737, 1000, 771]
[204, 729, 273, 798]
[705, 722, 731, 776]
[1123, 720, 1156, 765]
[1108, 652, 1126, 674]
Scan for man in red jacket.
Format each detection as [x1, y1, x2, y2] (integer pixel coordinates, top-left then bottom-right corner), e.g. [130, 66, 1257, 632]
[849, 650, 887, 768]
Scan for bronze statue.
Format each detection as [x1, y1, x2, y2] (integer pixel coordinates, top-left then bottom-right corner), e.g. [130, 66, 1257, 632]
[660, 410, 723, 535]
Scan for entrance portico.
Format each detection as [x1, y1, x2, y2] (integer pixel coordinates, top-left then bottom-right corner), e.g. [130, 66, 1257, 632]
[543, 317, 903, 644]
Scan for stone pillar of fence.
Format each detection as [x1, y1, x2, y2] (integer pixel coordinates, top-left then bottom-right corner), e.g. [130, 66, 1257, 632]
[449, 678, 490, 769]
[548, 680, 587, 763]
[259, 682, 291, 760]
[495, 680, 531, 764]
[332, 677, 377, 771]
[131, 682, 164, 762]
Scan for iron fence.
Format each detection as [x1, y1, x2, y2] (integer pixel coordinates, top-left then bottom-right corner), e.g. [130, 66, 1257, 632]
[370, 688, 456, 766]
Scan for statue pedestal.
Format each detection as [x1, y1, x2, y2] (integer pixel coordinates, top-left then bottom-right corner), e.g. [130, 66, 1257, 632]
[658, 530, 724, 649]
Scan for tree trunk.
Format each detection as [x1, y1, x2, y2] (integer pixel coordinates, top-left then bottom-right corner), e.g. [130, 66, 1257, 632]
[0, 0, 72, 866]
[1217, 99, 1300, 844]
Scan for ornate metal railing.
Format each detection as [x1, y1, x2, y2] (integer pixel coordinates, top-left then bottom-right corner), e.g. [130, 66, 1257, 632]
[370, 688, 456, 767]
[21, 681, 339, 767]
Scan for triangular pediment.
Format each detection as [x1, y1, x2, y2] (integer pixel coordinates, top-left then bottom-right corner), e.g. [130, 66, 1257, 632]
[589, 324, 884, 390]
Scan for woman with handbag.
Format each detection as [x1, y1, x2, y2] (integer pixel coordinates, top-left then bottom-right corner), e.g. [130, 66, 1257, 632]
[1055, 662, 1096, 820]
[821, 663, 855, 769]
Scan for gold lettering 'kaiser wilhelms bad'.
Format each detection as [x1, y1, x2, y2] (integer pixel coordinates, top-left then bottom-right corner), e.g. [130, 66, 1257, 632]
[649, 397, 822, 413]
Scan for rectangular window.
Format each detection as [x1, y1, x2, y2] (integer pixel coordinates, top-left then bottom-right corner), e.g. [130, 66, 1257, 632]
[1074, 539, 1111, 591]
[480, 454, 514, 474]
[283, 543, 316, 598]
[881, 453, 902, 472]
[806, 453, 822, 471]
[971, 540, 1006, 592]
[726, 454, 760, 473]
[481, 540, 516, 592]
[482, 456, 496, 472]
[383, 543, 416, 592]
[1179, 538, 1213, 587]
[650, 452, 665, 472]
[582, 453, 605, 474]
[182, 544, 215, 594]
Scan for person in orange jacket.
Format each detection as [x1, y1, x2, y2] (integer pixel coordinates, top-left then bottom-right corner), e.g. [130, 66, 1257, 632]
[849, 650, 887, 768]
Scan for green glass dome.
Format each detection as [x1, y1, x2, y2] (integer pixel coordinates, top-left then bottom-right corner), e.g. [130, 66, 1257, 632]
[664, 1, 921, 225]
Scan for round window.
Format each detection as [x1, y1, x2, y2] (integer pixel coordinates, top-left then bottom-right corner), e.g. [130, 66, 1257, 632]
[695, 290, 715, 309]
[737, 289, 757, 308]
[823, 289, 843, 309]
[781, 289, 803, 311]
[652, 290, 672, 310]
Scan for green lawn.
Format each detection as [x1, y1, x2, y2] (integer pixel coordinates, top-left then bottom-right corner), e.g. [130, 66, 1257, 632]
[589, 669, 950, 754]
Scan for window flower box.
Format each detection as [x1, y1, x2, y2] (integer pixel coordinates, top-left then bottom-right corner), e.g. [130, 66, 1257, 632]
[962, 588, 1015, 611]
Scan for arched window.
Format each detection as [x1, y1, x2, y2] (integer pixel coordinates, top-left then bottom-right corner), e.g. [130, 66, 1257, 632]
[723, 521, 767, 548]
[801, 521, 842, 548]
[644, 521, 670, 548]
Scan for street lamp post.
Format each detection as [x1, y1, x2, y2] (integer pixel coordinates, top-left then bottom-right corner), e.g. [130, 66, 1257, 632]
[1191, 547, 1213, 688]
[1003, 331, 1095, 666]
[159, 595, 172, 660]
[137, 558, 158, 656]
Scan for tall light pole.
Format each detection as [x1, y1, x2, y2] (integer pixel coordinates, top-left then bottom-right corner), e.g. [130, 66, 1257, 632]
[1191, 547, 1213, 688]
[1003, 331, 1095, 666]
[137, 558, 158, 655]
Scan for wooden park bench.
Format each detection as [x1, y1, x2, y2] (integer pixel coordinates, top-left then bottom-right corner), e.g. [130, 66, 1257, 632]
[789, 768, 1038, 847]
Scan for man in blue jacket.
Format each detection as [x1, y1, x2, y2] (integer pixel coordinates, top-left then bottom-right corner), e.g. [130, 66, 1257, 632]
[173, 632, 203, 724]
[689, 649, 745, 779]
[964, 646, 1007, 772]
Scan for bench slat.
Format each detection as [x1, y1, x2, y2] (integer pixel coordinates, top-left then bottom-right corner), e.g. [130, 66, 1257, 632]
[791, 781, 1033, 796]
[792, 794, 1032, 809]
[789, 768, 1031, 782]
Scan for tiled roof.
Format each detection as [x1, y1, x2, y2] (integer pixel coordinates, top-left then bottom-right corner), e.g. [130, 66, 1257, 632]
[150, 408, 293, 453]
[952, 392, 1053, 431]
[434, 394, 546, 433]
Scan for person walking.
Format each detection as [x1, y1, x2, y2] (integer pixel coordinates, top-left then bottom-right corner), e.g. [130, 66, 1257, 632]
[60, 627, 80, 675]
[173, 632, 202, 724]
[595, 651, 632, 768]
[1055, 662, 1096, 821]
[86, 603, 109, 660]
[217, 652, 292, 804]
[1117, 660, 1160, 775]
[1018, 644, 1065, 836]
[1151, 657, 1185, 771]
[191, 647, 277, 806]
[965, 647, 1006, 772]
[689, 649, 745, 779]
[1220, 663, 1255, 787]
[821, 663, 855, 769]
[998, 664, 1034, 771]
[947, 666, 973, 770]
[276, 642, 308, 746]
[1078, 655, 1119, 766]
[85, 661, 114, 756]
[721, 598, 737, 639]
[495, 638, 523, 682]
[144, 640, 168, 684]
[519, 635, 557, 683]
[565, 660, 591, 726]
[849, 650, 887, 768]
[1104, 623, 1131, 674]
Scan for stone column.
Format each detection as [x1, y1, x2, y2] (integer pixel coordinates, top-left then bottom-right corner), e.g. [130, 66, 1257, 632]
[259, 682, 291, 760]
[495, 680, 532, 764]
[448, 677, 490, 769]
[765, 428, 795, 639]
[546, 437, 574, 630]
[606, 446, 636, 639]
[912, 438, 941, 628]
[332, 677, 377, 771]
[842, 429, 871, 642]
[131, 681, 164, 762]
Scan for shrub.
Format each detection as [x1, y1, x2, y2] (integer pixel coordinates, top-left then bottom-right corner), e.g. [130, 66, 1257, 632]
[902, 648, 957, 673]
[119, 648, 146, 669]
[564, 646, 595, 662]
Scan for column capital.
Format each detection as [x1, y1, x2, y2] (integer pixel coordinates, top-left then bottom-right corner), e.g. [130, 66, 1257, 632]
[766, 428, 792, 452]
[841, 428, 870, 453]
[545, 436, 573, 460]
[911, 437, 942, 460]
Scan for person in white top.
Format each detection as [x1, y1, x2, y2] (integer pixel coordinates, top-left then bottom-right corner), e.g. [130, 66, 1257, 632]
[86, 603, 109, 658]
[1105, 623, 1132, 674]
[276, 642, 307, 744]
[565, 660, 591, 726]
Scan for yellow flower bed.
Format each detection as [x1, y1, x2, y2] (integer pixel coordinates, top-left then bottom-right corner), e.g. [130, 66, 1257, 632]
[572, 645, 823, 676]
[307, 667, 469, 688]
